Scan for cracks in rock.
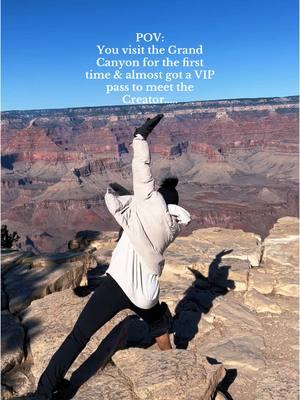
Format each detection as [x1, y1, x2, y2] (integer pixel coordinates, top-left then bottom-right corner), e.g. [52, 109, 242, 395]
[245, 239, 265, 292]
[258, 241, 265, 268]
[110, 360, 144, 400]
[245, 260, 251, 292]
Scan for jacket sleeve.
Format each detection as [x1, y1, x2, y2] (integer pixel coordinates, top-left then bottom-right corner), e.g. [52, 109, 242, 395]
[104, 191, 123, 215]
[104, 190, 132, 227]
[131, 136, 155, 201]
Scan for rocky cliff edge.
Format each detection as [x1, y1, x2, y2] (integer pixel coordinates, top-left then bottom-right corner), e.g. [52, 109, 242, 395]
[1, 217, 299, 400]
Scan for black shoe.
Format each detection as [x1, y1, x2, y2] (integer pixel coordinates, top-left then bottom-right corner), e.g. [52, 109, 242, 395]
[134, 114, 164, 139]
[52, 379, 78, 400]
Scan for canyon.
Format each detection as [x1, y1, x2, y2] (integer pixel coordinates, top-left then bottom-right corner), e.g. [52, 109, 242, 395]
[1, 95, 299, 252]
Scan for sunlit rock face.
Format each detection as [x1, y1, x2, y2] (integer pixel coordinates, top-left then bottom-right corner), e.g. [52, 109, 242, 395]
[1, 96, 298, 252]
[1, 218, 298, 399]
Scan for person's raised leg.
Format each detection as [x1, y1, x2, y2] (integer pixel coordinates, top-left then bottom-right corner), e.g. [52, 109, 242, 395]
[131, 301, 173, 351]
[36, 275, 129, 398]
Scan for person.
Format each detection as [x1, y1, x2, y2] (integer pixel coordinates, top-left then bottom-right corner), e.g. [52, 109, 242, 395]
[30, 114, 191, 400]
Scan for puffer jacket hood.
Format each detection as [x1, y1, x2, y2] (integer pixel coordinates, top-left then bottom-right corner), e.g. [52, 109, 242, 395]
[168, 204, 191, 226]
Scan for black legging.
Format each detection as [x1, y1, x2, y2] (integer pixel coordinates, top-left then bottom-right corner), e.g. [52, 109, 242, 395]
[36, 274, 167, 397]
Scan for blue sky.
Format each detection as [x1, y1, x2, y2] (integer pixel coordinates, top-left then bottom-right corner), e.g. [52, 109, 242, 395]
[1, 0, 299, 111]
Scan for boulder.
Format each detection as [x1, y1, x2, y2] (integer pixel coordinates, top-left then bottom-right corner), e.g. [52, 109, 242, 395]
[68, 239, 85, 251]
[4, 260, 88, 313]
[112, 348, 225, 400]
[72, 362, 139, 400]
[68, 230, 115, 252]
[262, 217, 299, 298]
[85, 232, 117, 264]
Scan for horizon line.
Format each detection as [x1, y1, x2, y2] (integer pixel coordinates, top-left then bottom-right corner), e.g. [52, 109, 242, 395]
[1, 94, 299, 114]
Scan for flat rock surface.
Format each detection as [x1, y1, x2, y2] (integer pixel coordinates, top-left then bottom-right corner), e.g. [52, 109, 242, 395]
[164, 226, 262, 269]
[244, 289, 282, 314]
[248, 269, 274, 294]
[163, 228, 258, 296]
[255, 362, 299, 400]
[194, 292, 266, 375]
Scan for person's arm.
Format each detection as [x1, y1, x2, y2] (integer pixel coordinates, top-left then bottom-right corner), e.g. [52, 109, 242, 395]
[104, 187, 123, 215]
[132, 135, 155, 201]
[104, 186, 132, 228]
[131, 114, 164, 201]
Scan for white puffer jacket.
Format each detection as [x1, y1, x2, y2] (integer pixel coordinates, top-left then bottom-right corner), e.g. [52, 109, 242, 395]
[105, 136, 191, 276]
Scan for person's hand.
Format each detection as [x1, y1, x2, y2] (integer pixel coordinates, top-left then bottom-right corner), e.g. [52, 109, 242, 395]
[134, 114, 164, 140]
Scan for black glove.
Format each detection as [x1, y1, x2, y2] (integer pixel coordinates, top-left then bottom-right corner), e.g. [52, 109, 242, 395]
[134, 114, 164, 140]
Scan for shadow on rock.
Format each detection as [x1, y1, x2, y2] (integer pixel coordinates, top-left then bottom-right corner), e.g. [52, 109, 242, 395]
[172, 249, 235, 349]
[54, 250, 236, 396]
[208, 357, 237, 400]
[62, 315, 137, 391]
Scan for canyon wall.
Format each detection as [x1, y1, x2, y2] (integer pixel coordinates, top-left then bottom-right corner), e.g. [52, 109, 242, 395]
[1, 96, 299, 251]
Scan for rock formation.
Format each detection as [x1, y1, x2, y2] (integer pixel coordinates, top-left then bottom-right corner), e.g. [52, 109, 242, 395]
[1, 217, 298, 399]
